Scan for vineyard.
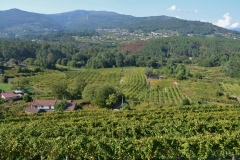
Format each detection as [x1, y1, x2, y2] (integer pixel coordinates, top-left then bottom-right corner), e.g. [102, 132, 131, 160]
[1, 105, 240, 159]
[221, 83, 240, 97]
[141, 86, 191, 105]
[11, 67, 239, 106]
[64, 69, 191, 105]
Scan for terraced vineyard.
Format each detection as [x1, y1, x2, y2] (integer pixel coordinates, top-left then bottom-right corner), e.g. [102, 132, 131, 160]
[23, 67, 240, 105]
[141, 86, 191, 105]
[64, 69, 190, 105]
[65, 69, 121, 85]
[221, 83, 240, 96]
[118, 73, 148, 99]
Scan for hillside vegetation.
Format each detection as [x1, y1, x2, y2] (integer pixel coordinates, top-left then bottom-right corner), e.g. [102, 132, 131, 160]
[0, 9, 239, 38]
[1, 29, 240, 159]
[1, 105, 240, 159]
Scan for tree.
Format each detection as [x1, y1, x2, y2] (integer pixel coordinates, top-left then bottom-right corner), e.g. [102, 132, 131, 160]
[50, 82, 68, 99]
[82, 84, 99, 102]
[106, 94, 118, 109]
[67, 60, 77, 67]
[23, 93, 32, 102]
[61, 58, 69, 66]
[82, 84, 119, 108]
[176, 71, 185, 80]
[182, 98, 190, 105]
[16, 66, 22, 73]
[93, 85, 117, 107]
[115, 53, 124, 67]
[121, 103, 131, 110]
[144, 67, 153, 77]
[0, 111, 3, 120]
[8, 58, 18, 66]
[18, 78, 30, 88]
[54, 100, 68, 112]
[22, 58, 35, 65]
[68, 77, 87, 99]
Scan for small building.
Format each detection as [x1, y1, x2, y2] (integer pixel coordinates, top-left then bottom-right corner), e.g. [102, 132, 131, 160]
[1, 92, 22, 100]
[14, 90, 24, 95]
[26, 99, 77, 113]
[149, 74, 160, 79]
[31, 100, 57, 110]
[159, 76, 164, 79]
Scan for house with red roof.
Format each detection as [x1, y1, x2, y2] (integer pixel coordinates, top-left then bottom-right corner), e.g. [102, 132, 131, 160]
[25, 99, 77, 113]
[1, 92, 22, 100]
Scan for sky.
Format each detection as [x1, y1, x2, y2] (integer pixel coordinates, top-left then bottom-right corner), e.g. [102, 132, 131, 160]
[0, 0, 240, 29]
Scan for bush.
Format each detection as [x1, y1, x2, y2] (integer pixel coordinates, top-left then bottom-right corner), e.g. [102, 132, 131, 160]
[194, 72, 203, 79]
[82, 84, 119, 108]
[121, 103, 131, 110]
[23, 94, 32, 102]
[0, 76, 8, 83]
[182, 98, 190, 105]
[216, 90, 224, 96]
[54, 100, 68, 112]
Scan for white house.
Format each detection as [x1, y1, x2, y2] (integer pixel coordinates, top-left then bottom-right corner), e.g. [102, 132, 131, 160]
[26, 99, 77, 113]
[31, 100, 57, 110]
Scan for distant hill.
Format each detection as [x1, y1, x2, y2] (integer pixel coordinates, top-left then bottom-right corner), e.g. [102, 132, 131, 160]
[0, 9, 61, 36]
[0, 8, 239, 38]
[230, 28, 240, 32]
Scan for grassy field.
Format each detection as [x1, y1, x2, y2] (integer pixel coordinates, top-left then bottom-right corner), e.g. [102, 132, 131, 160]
[0, 83, 12, 92]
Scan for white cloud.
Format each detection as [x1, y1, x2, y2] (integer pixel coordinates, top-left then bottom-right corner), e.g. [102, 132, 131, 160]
[215, 13, 231, 28]
[215, 13, 240, 28]
[231, 23, 240, 28]
[167, 5, 179, 12]
[176, 16, 180, 18]
[167, 5, 198, 13]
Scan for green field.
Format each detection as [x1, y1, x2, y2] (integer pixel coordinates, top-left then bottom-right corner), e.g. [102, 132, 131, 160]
[0, 83, 12, 92]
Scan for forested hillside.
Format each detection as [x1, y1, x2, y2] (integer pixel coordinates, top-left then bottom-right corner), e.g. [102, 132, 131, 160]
[1, 36, 240, 78]
[0, 9, 239, 38]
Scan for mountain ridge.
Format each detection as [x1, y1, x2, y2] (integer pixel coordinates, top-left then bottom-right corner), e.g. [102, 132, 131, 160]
[0, 8, 238, 38]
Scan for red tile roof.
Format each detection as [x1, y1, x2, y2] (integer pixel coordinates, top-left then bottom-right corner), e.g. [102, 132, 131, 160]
[1, 92, 21, 98]
[32, 100, 57, 106]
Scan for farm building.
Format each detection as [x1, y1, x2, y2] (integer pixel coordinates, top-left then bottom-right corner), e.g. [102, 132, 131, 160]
[148, 74, 164, 79]
[25, 100, 77, 113]
[1, 92, 22, 100]
[14, 90, 24, 94]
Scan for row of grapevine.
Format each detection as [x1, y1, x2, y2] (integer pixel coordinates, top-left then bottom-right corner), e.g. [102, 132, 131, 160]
[65, 70, 121, 85]
[117, 74, 148, 99]
[141, 86, 190, 105]
[1, 105, 240, 159]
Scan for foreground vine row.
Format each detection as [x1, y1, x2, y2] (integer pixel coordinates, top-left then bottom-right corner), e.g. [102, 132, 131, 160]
[1, 105, 240, 159]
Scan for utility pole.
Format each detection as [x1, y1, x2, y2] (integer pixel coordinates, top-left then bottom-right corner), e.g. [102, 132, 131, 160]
[122, 96, 124, 105]
[148, 78, 150, 107]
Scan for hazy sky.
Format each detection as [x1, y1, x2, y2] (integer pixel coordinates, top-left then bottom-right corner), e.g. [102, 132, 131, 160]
[0, 0, 240, 28]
